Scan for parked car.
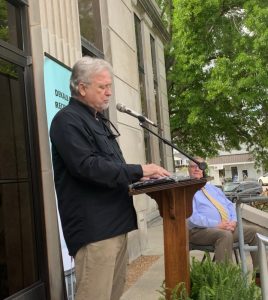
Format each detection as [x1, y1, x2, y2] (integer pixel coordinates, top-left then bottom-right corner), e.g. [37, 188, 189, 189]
[223, 181, 262, 202]
[214, 184, 223, 190]
[258, 173, 268, 186]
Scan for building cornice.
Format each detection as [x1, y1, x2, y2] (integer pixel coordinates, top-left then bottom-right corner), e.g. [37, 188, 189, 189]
[138, 0, 170, 42]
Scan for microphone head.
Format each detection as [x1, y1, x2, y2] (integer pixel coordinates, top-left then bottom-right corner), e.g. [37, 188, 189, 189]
[116, 103, 126, 112]
[198, 161, 207, 171]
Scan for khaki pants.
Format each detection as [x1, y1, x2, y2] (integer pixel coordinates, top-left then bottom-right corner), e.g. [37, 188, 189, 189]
[189, 223, 259, 269]
[74, 234, 127, 300]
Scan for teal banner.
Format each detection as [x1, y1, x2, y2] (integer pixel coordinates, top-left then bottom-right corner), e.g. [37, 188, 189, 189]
[44, 55, 72, 271]
[44, 55, 71, 130]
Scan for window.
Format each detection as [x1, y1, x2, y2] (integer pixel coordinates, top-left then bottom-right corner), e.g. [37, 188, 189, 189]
[231, 166, 238, 181]
[0, 56, 40, 300]
[0, 1, 46, 299]
[0, 0, 23, 49]
[134, 14, 151, 163]
[78, 0, 110, 125]
[78, 0, 103, 57]
[150, 35, 164, 166]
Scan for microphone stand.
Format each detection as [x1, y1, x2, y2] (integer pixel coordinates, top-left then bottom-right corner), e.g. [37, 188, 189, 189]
[139, 121, 207, 171]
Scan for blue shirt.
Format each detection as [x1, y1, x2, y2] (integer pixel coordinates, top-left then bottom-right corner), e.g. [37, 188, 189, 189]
[188, 183, 237, 229]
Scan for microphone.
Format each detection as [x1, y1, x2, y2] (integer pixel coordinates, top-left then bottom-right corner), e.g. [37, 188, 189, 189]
[116, 103, 158, 127]
[198, 161, 207, 171]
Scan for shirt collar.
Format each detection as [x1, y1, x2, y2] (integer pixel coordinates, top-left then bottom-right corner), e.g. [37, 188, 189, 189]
[69, 97, 105, 119]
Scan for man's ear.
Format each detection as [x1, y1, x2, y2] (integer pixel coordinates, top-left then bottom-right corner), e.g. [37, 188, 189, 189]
[78, 83, 86, 97]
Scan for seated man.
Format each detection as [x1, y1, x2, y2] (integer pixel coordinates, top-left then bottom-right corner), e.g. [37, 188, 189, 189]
[188, 157, 261, 284]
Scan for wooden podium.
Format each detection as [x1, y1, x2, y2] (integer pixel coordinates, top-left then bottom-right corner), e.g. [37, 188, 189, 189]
[130, 177, 207, 298]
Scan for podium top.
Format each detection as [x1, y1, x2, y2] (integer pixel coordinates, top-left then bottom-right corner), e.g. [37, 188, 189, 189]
[129, 175, 208, 195]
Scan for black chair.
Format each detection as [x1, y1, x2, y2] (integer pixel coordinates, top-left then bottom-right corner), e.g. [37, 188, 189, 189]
[189, 242, 240, 264]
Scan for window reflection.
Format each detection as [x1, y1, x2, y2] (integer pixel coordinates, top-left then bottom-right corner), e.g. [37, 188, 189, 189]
[78, 0, 103, 51]
[0, 183, 37, 299]
[134, 14, 152, 163]
[150, 35, 164, 166]
[0, 57, 17, 78]
[0, 0, 23, 49]
[0, 60, 28, 180]
[0, 58, 38, 299]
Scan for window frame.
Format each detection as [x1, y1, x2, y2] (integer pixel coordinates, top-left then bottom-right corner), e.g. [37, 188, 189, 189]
[79, 0, 104, 58]
[0, 0, 48, 299]
[134, 13, 152, 163]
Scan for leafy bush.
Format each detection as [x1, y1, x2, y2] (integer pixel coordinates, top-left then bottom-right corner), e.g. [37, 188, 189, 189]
[158, 281, 191, 300]
[158, 254, 261, 300]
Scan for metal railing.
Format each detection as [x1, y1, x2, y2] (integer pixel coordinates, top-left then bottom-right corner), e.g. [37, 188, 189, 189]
[257, 233, 268, 300]
[236, 196, 268, 274]
[64, 267, 76, 300]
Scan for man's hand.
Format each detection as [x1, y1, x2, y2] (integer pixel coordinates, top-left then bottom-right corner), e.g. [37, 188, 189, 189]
[217, 221, 237, 232]
[141, 164, 171, 180]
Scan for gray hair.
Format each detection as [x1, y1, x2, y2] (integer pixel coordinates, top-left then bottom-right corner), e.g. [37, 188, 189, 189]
[70, 56, 113, 96]
[188, 156, 205, 166]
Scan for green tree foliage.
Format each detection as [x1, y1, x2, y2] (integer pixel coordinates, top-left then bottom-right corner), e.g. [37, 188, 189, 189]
[156, 0, 268, 169]
[0, 1, 17, 78]
[0, 0, 8, 42]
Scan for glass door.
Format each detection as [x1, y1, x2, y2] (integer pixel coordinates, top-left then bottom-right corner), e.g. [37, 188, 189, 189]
[0, 56, 45, 300]
[0, 1, 46, 299]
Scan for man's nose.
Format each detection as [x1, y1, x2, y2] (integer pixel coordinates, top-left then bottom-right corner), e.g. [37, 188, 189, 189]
[106, 90, 112, 96]
[105, 86, 112, 95]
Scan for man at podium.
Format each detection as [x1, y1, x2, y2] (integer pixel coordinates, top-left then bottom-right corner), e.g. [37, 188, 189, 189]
[50, 56, 171, 300]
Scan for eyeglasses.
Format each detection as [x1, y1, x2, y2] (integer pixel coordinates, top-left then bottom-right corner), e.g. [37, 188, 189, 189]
[81, 82, 112, 91]
[98, 84, 112, 90]
[101, 117, 121, 139]
[189, 165, 201, 170]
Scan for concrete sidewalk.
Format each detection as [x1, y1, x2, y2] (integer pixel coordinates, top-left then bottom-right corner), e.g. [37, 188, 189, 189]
[120, 217, 165, 300]
[121, 218, 205, 300]
[120, 217, 255, 300]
